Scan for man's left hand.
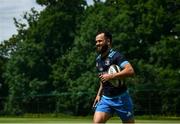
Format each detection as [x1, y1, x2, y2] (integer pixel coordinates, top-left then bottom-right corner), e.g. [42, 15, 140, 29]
[99, 73, 113, 83]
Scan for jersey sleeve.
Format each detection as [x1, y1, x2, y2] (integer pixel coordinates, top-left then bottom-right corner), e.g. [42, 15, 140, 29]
[114, 52, 129, 69]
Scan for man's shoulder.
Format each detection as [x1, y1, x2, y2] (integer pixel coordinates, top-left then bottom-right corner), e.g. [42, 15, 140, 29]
[109, 49, 123, 58]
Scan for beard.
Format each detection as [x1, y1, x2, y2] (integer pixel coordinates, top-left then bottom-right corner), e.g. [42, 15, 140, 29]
[96, 44, 109, 54]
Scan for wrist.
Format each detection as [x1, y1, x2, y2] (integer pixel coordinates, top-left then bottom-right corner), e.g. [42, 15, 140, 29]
[111, 73, 116, 80]
[97, 94, 101, 97]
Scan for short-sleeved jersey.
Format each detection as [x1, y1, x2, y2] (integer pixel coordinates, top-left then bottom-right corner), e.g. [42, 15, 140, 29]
[96, 49, 129, 97]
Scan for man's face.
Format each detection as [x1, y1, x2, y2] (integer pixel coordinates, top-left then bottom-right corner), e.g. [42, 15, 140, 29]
[95, 33, 109, 54]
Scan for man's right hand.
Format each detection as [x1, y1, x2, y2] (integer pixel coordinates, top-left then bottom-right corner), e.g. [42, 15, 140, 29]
[93, 95, 101, 108]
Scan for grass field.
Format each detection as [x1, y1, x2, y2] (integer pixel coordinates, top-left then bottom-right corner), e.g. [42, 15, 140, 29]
[0, 116, 180, 124]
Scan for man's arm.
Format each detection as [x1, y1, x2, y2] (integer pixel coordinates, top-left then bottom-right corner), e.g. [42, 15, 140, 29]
[93, 81, 103, 107]
[99, 63, 134, 82]
[113, 63, 134, 79]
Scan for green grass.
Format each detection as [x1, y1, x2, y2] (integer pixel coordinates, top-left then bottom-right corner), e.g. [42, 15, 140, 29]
[0, 115, 180, 123]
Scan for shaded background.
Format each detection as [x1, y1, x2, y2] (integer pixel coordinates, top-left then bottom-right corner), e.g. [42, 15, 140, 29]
[0, 0, 180, 116]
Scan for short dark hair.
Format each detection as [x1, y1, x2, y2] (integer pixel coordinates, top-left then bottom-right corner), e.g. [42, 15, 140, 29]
[96, 31, 112, 43]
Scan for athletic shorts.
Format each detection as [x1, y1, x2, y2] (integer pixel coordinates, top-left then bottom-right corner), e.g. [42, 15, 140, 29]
[95, 91, 134, 121]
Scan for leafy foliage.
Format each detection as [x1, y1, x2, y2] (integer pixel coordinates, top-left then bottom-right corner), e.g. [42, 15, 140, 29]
[0, 0, 179, 115]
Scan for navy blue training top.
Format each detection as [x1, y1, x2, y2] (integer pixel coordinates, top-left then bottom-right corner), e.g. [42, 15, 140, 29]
[96, 49, 129, 97]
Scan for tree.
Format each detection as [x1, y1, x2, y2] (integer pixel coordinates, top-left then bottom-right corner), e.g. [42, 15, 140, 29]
[4, 0, 86, 114]
[2, 0, 180, 116]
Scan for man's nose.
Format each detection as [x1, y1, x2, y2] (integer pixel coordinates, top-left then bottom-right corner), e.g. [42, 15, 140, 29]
[96, 42, 100, 46]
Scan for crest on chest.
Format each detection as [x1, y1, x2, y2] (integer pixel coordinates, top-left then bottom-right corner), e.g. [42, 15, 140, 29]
[96, 58, 111, 72]
[105, 58, 110, 66]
